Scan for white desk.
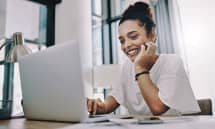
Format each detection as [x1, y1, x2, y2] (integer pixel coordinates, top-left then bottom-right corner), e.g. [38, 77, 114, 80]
[0, 116, 215, 129]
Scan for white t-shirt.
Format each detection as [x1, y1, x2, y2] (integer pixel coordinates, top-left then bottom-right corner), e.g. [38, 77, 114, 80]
[109, 54, 200, 115]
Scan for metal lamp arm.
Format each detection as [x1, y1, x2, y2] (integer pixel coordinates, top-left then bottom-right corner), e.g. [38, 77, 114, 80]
[0, 38, 13, 50]
[0, 41, 7, 50]
[0, 39, 13, 65]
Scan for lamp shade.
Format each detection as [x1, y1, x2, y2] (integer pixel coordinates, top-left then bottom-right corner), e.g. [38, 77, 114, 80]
[6, 44, 31, 62]
[93, 64, 121, 88]
[5, 32, 32, 62]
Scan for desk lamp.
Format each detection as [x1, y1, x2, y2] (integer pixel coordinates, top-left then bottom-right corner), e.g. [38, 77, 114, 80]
[0, 32, 32, 119]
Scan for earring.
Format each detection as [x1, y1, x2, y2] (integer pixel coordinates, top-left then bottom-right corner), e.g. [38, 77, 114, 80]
[153, 37, 157, 43]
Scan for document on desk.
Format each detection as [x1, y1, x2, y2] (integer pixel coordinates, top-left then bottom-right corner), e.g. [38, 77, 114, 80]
[56, 116, 215, 129]
[61, 116, 190, 129]
[110, 115, 165, 124]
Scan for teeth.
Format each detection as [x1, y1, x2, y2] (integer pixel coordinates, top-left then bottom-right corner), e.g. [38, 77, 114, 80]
[127, 49, 138, 56]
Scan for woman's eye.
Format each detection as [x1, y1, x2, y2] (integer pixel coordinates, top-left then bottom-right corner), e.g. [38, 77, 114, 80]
[119, 39, 125, 44]
[130, 35, 138, 40]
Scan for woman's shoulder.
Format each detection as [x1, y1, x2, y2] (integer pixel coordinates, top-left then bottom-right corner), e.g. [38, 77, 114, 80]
[160, 54, 182, 64]
[158, 54, 183, 71]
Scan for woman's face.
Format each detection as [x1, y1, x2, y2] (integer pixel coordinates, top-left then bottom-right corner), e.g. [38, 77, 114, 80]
[118, 20, 152, 62]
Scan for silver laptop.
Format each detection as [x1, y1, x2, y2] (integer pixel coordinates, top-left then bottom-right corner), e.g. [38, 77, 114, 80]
[18, 41, 108, 122]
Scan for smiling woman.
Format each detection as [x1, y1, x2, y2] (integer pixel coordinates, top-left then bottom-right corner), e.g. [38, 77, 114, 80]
[87, 1, 201, 116]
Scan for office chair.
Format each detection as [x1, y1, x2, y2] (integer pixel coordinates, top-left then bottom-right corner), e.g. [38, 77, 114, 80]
[197, 98, 213, 115]
[184, 98, 213, 115]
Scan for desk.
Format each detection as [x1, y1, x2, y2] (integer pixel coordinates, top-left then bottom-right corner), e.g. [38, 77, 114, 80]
[1, 116, 215, 129]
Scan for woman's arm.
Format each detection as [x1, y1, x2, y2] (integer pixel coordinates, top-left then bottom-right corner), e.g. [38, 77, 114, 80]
[136, 74, 169, 115]
[134, 43, 169, 115]
[87, 96, 119, 115]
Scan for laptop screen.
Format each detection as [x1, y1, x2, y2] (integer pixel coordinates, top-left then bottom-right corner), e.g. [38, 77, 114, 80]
[19, 41, 88, 122]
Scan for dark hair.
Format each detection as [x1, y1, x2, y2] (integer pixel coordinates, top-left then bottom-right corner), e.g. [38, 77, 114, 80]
[119, 2, 155, 35]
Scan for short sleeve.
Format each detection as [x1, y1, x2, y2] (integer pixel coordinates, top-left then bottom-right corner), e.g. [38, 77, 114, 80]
[157, 57, 200, 114]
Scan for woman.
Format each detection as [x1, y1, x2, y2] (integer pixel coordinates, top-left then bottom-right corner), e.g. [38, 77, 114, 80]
[87, 1, 200, 116]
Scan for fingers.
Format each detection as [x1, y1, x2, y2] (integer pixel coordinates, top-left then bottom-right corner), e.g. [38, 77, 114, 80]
[87, 98, 103, 115]
[92, 99, 98, 115]
[140, 45, 146, 55]
[145, 42, 156, 55]
[139, 42, 156, 56]
[93, 98, 103, 115]
[87, 98, 93, 113]
[134, 45, 145, 63]
[96, 98, 103, 107]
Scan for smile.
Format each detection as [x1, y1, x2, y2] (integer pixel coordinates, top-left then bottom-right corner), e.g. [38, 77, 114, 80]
[126, 48, 139, 57]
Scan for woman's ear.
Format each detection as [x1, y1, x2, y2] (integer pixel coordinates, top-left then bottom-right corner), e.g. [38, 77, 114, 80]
[147, 28, 157, 43]
[153, 33, 157, 43]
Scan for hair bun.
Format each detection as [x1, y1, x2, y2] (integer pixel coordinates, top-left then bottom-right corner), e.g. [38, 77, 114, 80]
[123, 2, 153, 19]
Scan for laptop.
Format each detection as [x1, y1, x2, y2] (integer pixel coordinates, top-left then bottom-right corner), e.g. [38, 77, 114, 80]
[18, 41, 109, 122]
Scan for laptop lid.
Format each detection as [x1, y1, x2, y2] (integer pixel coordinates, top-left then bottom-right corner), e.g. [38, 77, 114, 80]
[18, 41, 88, 122]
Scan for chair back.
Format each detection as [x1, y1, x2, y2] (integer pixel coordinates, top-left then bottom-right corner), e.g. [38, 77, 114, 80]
[197, 99, 213, 115]
[183, 98, 213, 115]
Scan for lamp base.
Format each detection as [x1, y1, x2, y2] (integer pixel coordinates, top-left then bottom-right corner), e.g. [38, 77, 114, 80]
[0, 109, 11, 119]
[0, 100, 13, 119]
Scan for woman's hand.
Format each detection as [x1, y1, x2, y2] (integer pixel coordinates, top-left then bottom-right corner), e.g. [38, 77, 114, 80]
[134, 42, 157, 73]
[87, 98, 106, 115]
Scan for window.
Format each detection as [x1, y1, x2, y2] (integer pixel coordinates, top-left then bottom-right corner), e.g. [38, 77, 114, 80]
[92, 0, 102, 66]
[102, 0, 126, 64]
[0, 0, 61, 117]
[92, 0, 104, 100]
[91, 0, 126, 101]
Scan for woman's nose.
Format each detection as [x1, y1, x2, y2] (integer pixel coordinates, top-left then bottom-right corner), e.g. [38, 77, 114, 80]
[124, 40, 132, 48]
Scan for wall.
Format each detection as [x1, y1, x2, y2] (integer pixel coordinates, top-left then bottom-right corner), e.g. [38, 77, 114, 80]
[0, 0, 6, 38]
[178, 0, 215, 102]
[55, 0, 93, 97]
[0, 0, 7, 104]
[5, 0, 40, 38]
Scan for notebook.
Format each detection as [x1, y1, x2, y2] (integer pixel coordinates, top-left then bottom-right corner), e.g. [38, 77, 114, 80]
[18, 41, 109, 122]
